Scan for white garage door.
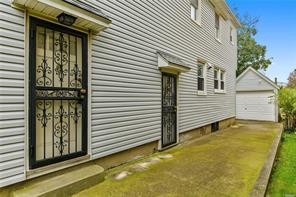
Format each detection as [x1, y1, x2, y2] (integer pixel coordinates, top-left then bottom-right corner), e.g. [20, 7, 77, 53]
[236, 91, 276, 122]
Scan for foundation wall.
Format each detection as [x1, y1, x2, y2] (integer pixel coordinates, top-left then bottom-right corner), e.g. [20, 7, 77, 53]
[179, 117, 236, 143]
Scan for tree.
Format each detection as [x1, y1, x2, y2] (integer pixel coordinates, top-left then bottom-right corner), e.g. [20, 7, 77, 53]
[236, 14, 272, 76]
[287, 69, 296, 88]
[278, 88, 296, 131]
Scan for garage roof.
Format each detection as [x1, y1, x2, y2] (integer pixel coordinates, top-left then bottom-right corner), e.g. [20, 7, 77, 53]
[237, 67, 279, 91]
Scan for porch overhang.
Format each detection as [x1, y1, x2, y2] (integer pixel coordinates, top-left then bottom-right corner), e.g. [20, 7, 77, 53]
[11, 0, 112, 34]
[157, 51, 191, 74]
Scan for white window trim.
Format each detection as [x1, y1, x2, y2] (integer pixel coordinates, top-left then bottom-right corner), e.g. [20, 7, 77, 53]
[197, 62, 207, 95]
[230, 25, 235, 45]
[214, 89, 226, 94]
[220, 70, 225, 91]
[215, 37, 222, 44]
[190, 0, 202, 26]
[215, 13, 221, 42]
[214, 68, 226, 94]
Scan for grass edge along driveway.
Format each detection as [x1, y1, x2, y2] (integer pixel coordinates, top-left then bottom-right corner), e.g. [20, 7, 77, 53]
[267, 132, 296, 196]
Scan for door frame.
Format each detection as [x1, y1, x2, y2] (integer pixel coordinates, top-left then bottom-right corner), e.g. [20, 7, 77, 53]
[161, 72, 179, 148]
[28, 16, 89, 169]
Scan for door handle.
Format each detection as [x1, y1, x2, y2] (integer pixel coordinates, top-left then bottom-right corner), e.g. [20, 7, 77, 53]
[80, 88, 87, 95]
[173, 106, 177, 112]
[79, 88, 87, 100]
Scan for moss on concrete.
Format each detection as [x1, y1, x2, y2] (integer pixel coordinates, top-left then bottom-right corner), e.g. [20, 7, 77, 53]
[73, 121, 280, 197]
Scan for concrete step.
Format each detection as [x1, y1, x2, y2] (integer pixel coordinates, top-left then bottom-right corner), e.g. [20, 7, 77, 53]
[12, 164, 105, 197]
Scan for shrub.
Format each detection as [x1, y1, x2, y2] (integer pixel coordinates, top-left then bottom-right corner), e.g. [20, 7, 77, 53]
[277, 88, 296, 132]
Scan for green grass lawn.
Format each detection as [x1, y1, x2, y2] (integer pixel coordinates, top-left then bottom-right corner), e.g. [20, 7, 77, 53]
[267, 132, 296, 196]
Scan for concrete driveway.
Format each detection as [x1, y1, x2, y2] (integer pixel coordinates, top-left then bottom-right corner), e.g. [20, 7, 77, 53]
[74, 121, 281, 197]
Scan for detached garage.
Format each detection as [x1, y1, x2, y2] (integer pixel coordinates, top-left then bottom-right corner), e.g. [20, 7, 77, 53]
[236, 67, 279, 122]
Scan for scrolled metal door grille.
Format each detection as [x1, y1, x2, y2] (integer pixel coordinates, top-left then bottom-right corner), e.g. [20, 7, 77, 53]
[162, 73, 177, 147]
[29, 18, 88, 169]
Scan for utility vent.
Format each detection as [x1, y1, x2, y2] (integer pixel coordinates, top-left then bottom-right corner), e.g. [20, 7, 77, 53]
[211, 122, 219, 132]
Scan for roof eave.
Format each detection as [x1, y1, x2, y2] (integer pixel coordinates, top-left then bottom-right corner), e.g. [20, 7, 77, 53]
[210, 0, 241, 28]
[237, 67, 280, 90]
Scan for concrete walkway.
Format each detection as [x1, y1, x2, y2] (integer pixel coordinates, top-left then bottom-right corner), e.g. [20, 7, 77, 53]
[74, 121, 281, 197]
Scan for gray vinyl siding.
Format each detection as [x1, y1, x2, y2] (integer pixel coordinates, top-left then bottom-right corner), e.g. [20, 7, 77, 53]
[90, 0, 237, 158]
[0, 0, 25, 187]
[0, 0, 238, 186]
[237, 70, 275, 91]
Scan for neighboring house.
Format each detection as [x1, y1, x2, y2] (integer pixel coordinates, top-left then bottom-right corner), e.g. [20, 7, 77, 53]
[277, 81, 287, 88]
[236, 67, 279, 122]
[0, 0, 240, 188]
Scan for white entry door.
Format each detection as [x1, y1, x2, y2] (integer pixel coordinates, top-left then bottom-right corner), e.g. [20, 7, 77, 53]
[236, 91, 276, 122]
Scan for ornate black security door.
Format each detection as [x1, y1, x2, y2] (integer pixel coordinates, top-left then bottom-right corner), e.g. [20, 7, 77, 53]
[162, 73, 177, 147]
[29, 18, 88, 169]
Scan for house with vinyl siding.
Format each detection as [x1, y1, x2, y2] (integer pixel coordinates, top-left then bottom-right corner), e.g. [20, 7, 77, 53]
[0, 0, 240, 191]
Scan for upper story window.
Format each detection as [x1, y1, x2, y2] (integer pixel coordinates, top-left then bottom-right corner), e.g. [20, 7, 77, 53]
[230, 26, 234, 44]
[214, 68, 226, 93]
[215, 13, 220, 40]
[191, 0, 201, 25]
[197, 62, 206, 94]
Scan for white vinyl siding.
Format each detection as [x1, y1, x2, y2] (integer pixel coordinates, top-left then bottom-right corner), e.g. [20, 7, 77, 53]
[190, 0, 201, 25]
[236, 91, 276, 122]
[237, 69, 276, 91]
[0, 0, 25, 187]
[236, 68, 278, 122]
[90, 0, 237, 141]
[1, 0, 238, 186]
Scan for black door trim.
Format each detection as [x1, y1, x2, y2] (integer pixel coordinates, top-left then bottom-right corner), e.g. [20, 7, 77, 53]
[161, 72, 177, 148]
[29, 17, 88, 169]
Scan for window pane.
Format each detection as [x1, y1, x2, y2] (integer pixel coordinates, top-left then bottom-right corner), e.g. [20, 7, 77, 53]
[214, 80, 219, 89]
[220, 81, 224, 90]
[198, 77, 204, 91]
[215, 13, 219, 28]
[230, 27, 233, 42]
[214, 70, 218, 79]
[191, 5, 196, 20]
[197, 64, 203, 77]
[220, 72, 224, 81]
[195, 8, 198, 21]
[221, 81, 224, 90]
